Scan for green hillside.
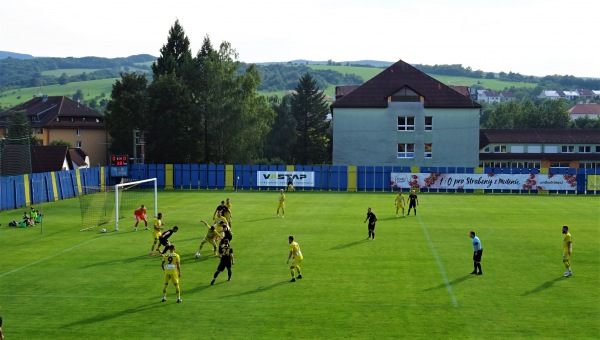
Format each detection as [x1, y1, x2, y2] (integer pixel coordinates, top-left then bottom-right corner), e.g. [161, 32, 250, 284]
[0, 78, 116, 107]
[1, 64, 539, 109]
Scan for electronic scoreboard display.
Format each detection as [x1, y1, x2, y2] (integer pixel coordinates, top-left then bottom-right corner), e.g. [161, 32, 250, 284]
[110, 155, 128, 166]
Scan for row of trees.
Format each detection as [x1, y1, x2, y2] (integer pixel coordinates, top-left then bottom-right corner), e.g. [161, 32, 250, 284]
[105, 20, 331, 165]
[480, 99, 600, 129]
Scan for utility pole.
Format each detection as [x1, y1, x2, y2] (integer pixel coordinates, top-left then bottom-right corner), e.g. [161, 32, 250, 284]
[133, 129, 146, 164]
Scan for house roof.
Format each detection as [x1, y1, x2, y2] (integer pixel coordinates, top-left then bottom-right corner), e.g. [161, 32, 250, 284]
[577, 89, 595, 96]
[68, 148, 89, 167]
[1, 96, 104, 129]
[331, 60, 481, 109]
[448, 85, 470, 97]
[568, 103, 600, 115]
[480, 129, 600, 148]
[31, 145, 69, 173]
[335, 85, 361, 99]
[500, 91, 515, 98]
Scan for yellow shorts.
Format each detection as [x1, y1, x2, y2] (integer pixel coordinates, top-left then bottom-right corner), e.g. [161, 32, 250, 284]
[164, 273, 179, 284]
[290, 258, 303, 268]
[153, 232, 162, 240]
[203, 238, 217, 248]
[563, 252, 571, 260]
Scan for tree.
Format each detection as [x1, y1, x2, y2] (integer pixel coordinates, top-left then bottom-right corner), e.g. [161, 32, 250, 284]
[264, 94, 296, 163]
[105, 72, 149, 155]
[4, 111, 34, 145]
[290, 73, 331, 164]
[49, 139, 73, 148]
[145, 73, 197, 164]
[73, 89, 84, 102]
[151, 19, 193, 78]
[58, 72, 68, 85]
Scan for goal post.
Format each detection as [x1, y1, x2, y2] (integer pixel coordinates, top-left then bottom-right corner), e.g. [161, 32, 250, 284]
[115, 178, 158, 231]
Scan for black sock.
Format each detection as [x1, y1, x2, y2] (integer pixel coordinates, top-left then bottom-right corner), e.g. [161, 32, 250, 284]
[227, 268, 232, 279]
[477, 263, 482, 273]
[372, 232, 375, 239]
[474, 263, 477, 272]
[213, 271, 220, 279]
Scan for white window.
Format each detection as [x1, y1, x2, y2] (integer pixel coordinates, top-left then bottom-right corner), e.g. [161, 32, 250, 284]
[550, 162, 570, 168]
[511, 146, 524, 153]
[528, 145, 541, 153]
[424, 143, 432, 158]
[578, 146, 591, 153]
[482, 146, 490, 153]
[561, 145, 575, 153]
[424, 116, 433, 131]
[76, 141, 82, 148]
[397, 116, 415, 131]
[545, 146, 558, 153]
[397, 143, 414, 158]
[76, 129, 81, 136]
[493, 145, 507, 153]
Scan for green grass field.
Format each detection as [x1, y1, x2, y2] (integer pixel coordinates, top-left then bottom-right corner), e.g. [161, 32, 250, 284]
[0, 191, 598, 339]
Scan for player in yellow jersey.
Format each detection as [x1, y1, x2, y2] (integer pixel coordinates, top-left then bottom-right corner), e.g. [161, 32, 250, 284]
[196, 220, 222, 258]
[394, 191, 405, 218]
[287, 235, 303, 282]
[150, 213, 164, 256]
[224, 198, 233, 227]
[562, 225, 572, 277]
[276, 189, 285, 218]
[161, 245, 182, 303]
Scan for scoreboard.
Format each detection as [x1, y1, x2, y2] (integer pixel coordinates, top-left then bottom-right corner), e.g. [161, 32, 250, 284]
[110, 155, 129, 177]
[110, 155, 129, 166]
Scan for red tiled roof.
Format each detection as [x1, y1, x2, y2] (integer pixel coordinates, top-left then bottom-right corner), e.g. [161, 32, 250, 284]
[448, 85, 470, 97]
[568, 103, 600, 115]
[331, 60, 481, 109]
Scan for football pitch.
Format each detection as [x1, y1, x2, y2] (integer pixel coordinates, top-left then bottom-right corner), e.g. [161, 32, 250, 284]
[0, 191, 598, 339]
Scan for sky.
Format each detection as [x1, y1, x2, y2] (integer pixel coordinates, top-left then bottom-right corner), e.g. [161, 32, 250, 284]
[1, 0, 599, 78]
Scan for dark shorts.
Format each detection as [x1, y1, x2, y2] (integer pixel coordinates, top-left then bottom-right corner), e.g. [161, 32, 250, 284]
[368, 223, 376, 230]
[159, 238, 169, 246]
[473, 249, 483, 262]
[217, 260, 232, 272]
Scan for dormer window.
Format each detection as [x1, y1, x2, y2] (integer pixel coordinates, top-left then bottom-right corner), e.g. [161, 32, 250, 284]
[390, 87, 421, 102]
[70, 117, 74, 122]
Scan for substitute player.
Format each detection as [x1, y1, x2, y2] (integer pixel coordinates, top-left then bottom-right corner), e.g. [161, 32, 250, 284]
[211, 238, 234, 285]
[562, 225, 572, 277]
[287, 235, 303, 282]
[134, 205, 148, 231]
[150, 213, 164, 256]
[276, 189, 285, 218]
[394, 191, 405, 218]
[161, 245, 182, 303]
[196, 220, 222, 258]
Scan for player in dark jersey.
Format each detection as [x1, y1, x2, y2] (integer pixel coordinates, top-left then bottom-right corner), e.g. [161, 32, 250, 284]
[213, 201, 230, 220]
[159, 226, 179, 255]
[364, 207, 377, 240]
[211, 238, 234, 285]
[219, 221, 233, 244]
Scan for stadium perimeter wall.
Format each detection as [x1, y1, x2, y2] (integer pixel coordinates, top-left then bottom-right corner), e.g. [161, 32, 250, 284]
[0, 165, 598, 212]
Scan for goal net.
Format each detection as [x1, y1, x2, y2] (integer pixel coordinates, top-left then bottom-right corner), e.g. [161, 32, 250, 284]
[78, 178, 157, 231]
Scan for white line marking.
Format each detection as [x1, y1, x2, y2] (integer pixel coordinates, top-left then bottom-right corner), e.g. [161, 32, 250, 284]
[417, 215, 459, 308]
[0, 238, 99, 279]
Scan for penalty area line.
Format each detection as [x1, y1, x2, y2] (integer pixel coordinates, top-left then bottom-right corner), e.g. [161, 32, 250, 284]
[0, 238, 99, 279]
[417, 215, 459, 308]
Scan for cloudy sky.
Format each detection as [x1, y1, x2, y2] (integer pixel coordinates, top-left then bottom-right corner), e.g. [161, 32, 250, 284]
[2, 0, 599, 78]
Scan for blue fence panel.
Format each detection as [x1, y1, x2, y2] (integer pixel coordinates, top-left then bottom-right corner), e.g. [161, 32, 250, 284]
[240, 165, 251, 190]
[374, 166, 385, 191]
[198, 164, 207, 188]
[207, 164, 217, 189]
[173, 164, 183, 189]
[357, 166, 366, 191]
[216, 164, 225, 189]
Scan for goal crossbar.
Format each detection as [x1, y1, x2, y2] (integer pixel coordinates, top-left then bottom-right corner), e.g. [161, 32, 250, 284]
[115, 178, 158, 231]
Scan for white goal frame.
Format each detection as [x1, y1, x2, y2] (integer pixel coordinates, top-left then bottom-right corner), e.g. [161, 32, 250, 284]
[115, 178, 158, 231]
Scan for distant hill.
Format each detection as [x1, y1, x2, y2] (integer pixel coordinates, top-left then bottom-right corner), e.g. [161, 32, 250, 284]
[261, 60, 393, 68]
[0, 51, 34, 59]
